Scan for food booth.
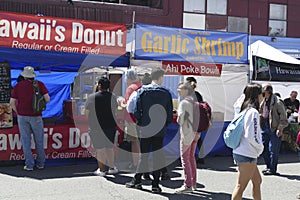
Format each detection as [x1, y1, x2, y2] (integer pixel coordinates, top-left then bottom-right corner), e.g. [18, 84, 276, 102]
[3, 13, 287, 167]
[131, 23, 249, 158]
[0, 11, 129, 165]
[249, 40, 300, 152]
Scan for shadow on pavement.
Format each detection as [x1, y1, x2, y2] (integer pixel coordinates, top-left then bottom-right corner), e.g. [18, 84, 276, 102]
[105, 173, 248, 200]
[201, 152, 299, 172]
[163, 190, 252, 200]
[0, 152, 297, 182]
[0, 163, 98, 180]
[277, 173, 300, 181]
[197, 155, 237, 172]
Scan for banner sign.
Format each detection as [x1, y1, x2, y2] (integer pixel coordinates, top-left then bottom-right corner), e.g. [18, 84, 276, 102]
[135, 23, 248, 64]
[162, 61, 222, 76]
[0, 11, 127, 55]
[252, 56, 300, 82]
[0, 124, 97, 161]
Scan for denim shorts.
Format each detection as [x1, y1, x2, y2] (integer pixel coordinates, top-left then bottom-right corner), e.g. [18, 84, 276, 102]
[233, 153, 257, 165]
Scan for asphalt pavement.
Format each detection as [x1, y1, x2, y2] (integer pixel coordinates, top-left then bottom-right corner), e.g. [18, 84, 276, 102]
[0, 152, 299, 200]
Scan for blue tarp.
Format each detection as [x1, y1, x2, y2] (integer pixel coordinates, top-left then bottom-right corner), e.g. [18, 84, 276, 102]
[0, 47, 129, 72]
[1, 46, 129, 118]
[11, 70, 78, 118]
[164, 122, 232, 158]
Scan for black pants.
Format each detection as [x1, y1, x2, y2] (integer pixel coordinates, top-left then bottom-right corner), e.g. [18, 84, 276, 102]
[134, 137, 164, 187]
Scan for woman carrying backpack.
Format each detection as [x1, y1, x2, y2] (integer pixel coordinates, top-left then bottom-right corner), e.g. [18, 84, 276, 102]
[231, 83, 264, 200]
[174, 82, 200, 194]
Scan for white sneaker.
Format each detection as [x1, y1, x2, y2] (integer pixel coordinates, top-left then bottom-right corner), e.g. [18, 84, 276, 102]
[23, 166, 33, 171]
[108, 166, 119, 174]
[175, 185, 193, 194]
[93, 168, 106, 177]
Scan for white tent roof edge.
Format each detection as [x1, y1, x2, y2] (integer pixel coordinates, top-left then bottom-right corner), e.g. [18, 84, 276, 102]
[249, 40, 300, 65]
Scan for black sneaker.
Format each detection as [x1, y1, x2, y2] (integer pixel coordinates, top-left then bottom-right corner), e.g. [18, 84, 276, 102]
[143, 173, 152, 180]
[152, 186, 162, 193]
[263, 170, 280, 176]
[161, 172, 170, 180]
[125, 179, 142, 189]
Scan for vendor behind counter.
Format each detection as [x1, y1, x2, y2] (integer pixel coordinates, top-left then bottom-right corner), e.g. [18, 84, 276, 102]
[283, 91, 299, 121]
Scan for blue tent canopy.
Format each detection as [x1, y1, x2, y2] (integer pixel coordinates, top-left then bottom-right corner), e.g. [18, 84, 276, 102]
[3, 47, 129, 119]
[11, 70, 78, 118]
[0, 47, 129, 72]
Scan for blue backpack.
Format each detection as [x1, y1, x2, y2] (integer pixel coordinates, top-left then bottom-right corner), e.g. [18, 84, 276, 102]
[223, 109, 249, 149]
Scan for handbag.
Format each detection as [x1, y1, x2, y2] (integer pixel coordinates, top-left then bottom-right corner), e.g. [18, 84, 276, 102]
[223, 109, 249, 149]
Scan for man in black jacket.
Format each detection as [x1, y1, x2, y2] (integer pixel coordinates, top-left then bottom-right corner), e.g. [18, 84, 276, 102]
[125, 68, 173, 193]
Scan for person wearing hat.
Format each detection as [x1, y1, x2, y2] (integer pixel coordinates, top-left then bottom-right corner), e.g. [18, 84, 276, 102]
[10, 66, 50, 171]
[185, 77, 205, 164]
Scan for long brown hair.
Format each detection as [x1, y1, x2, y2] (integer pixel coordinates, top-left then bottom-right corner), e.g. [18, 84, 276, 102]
[240, 83, 262, 112]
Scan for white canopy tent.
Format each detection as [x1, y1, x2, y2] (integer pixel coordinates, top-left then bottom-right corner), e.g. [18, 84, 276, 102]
[249, 40, 300, 78]
[249, 40, 300, 101]
[249, 40, 300, 65]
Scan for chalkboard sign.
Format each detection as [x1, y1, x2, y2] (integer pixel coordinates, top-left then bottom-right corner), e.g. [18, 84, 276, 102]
[0, 62, 11, 103]
[0, 62, 12, 128]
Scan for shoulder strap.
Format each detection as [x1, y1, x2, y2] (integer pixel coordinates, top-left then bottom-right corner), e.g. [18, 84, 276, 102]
[238, 108, 250, 120]
[32, 80, 38, 88]
[32, 80, 40, 93]
[183, 97, 194, 127]
[185, 97, 194, 103]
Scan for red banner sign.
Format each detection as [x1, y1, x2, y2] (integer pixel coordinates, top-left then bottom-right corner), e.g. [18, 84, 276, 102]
[0, 124, 98, 161]
[0, 11, 127, 55]
[162, 61, 222, 76]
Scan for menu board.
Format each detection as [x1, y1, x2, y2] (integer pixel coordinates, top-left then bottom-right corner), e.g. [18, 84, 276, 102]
[0, 62, 13, 128]
[0, 62, 11, 103]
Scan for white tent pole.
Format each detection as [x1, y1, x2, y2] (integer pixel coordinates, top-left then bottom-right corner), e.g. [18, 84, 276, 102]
[248, 24, 253, 82]
[129, 11, 136, 68]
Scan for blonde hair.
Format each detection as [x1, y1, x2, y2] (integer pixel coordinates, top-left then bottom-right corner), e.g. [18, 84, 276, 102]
[178, 82, 194, 95]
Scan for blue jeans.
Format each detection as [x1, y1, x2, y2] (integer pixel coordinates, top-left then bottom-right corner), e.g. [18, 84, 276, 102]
[261, 124, 282, 173]
[18, 115, 45, 168]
